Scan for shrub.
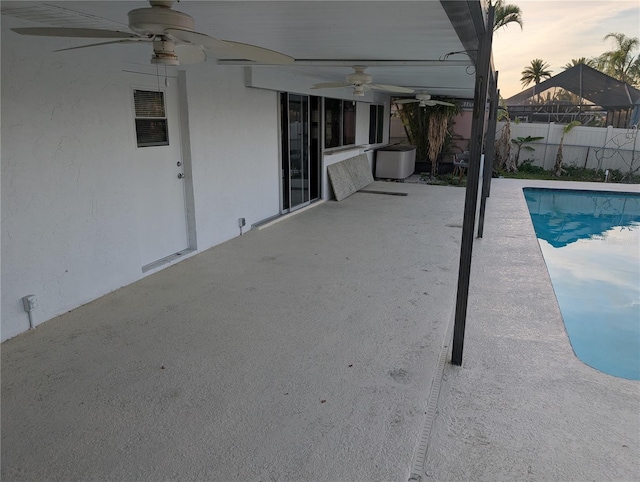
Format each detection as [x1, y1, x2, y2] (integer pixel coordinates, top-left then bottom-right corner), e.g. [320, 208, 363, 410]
[518, 159, 545, 174]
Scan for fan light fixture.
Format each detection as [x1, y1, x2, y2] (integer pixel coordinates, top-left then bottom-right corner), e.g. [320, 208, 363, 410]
[311, 66, 414, 96]
[394, 93, 455, 108]
[151, 39, 179, 65]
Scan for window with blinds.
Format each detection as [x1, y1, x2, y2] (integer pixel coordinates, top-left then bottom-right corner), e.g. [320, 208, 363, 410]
[133, 90, 169, 147]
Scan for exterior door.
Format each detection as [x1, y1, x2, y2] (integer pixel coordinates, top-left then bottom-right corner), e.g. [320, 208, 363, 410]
[131, 79, 189, 268]
[281, 93, 310, 212]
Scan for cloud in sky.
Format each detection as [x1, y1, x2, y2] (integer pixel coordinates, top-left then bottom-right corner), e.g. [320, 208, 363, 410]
[492, 1, 640, 98]
[539, 225, 640, 295]
[538, 226, 640, 314]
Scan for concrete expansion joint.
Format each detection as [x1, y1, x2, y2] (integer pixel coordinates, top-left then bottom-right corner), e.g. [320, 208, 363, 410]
[408, 309, 455, 481]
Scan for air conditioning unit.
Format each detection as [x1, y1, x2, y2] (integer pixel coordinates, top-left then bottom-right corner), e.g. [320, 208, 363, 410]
[375, 145, 416, 179]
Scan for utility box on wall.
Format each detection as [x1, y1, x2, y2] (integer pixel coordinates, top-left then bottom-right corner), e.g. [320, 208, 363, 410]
[375, 145, 416, 179]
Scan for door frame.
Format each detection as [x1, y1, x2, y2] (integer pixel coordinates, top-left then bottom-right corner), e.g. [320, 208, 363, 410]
[126, 70, 197, 272]
[176, 71, 197, 254]
[279, 92, 321, 214]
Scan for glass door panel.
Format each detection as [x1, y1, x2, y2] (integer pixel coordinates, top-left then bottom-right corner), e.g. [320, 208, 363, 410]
[282, 94, 310, 212]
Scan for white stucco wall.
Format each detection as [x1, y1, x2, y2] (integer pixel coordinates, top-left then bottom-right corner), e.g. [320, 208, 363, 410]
[1, 17, 282, 340]
[185, 64, 281, 247]
[2, 18, 145, 340]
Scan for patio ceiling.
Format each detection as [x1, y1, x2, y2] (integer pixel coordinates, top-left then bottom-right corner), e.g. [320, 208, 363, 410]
[1, 0, 487, 99]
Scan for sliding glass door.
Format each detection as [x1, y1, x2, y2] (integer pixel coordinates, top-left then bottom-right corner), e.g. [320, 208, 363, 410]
[281, 93, 320, 212]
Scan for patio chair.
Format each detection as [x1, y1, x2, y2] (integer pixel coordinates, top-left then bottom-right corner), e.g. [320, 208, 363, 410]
[452, 151, 470, 180]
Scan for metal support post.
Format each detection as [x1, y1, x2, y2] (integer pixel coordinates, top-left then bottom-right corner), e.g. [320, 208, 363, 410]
[451, 5, 495, 366]
[477, 70, 499, 238]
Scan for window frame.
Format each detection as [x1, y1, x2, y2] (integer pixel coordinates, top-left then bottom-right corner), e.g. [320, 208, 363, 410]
[323, 97, 357, 149]
[369, 104, 385, 144]
[132, 89, 170, 148]
[342, 100, 356, 145]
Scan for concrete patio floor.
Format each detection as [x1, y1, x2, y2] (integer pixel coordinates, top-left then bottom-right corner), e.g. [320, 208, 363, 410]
[2, 179, 639, 481]
[2, 181, 466, 481]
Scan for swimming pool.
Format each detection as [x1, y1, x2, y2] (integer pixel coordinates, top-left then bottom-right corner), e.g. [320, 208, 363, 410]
[524, 188, 640, 380]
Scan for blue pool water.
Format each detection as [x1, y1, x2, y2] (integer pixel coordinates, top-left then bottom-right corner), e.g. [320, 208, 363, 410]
[524, 188, 640, 380]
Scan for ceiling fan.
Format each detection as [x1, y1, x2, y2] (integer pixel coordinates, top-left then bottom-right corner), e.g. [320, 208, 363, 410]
[10, 0, 294, 66]
[394, 93, 455, 107]
[311, 66, 414, 96]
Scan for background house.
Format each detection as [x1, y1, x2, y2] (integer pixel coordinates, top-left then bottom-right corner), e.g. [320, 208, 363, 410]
[505, 64, 640, 128]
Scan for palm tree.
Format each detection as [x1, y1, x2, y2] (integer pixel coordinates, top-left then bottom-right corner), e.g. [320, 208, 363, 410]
[596, 32, 640, 86]
[492, 0, 523, 32]
[521, 59, 553, 87]
[563, 57, 596, 70]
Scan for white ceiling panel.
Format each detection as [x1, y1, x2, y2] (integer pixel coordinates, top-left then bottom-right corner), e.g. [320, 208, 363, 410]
[2, 0, 486, 99]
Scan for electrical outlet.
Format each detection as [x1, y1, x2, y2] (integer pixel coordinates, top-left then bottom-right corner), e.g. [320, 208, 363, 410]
[22, 295, 37, 312]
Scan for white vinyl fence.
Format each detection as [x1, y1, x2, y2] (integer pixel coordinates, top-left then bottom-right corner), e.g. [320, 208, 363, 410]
[495, 122, 640, 174]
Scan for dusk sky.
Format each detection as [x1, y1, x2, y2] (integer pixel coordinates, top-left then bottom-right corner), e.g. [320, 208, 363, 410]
[492, 0, 640, 98]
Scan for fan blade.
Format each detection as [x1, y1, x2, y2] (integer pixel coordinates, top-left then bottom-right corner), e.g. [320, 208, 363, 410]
[12, 27, 138, 39]
[217, 40, 294, 65]
[54, 38, 150, 52]
[175, 44, 207, 65]
[166, 28, 294, 65]
[393, 99, 420, 104]
[311, 83, 350, 89]
[371, 84, 414, 94]
[164, 28, 232, 50]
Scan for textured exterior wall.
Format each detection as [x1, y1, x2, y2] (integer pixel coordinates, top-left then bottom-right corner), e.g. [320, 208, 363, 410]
[1, 16, 280, 340]
[2, 16, 144, 339]
[185, 65, 281, 248]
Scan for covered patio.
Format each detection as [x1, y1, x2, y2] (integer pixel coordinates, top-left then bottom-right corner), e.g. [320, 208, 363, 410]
[3, 1, 638, 480]
[2, 181, 466, 481]
[1, 0, 486, 342]
[3, 179, 639, 481]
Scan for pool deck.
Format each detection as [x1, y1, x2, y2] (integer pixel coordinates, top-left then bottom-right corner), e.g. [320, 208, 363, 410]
[2, 178, 639, 481]
[425, 179, 640, 481]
